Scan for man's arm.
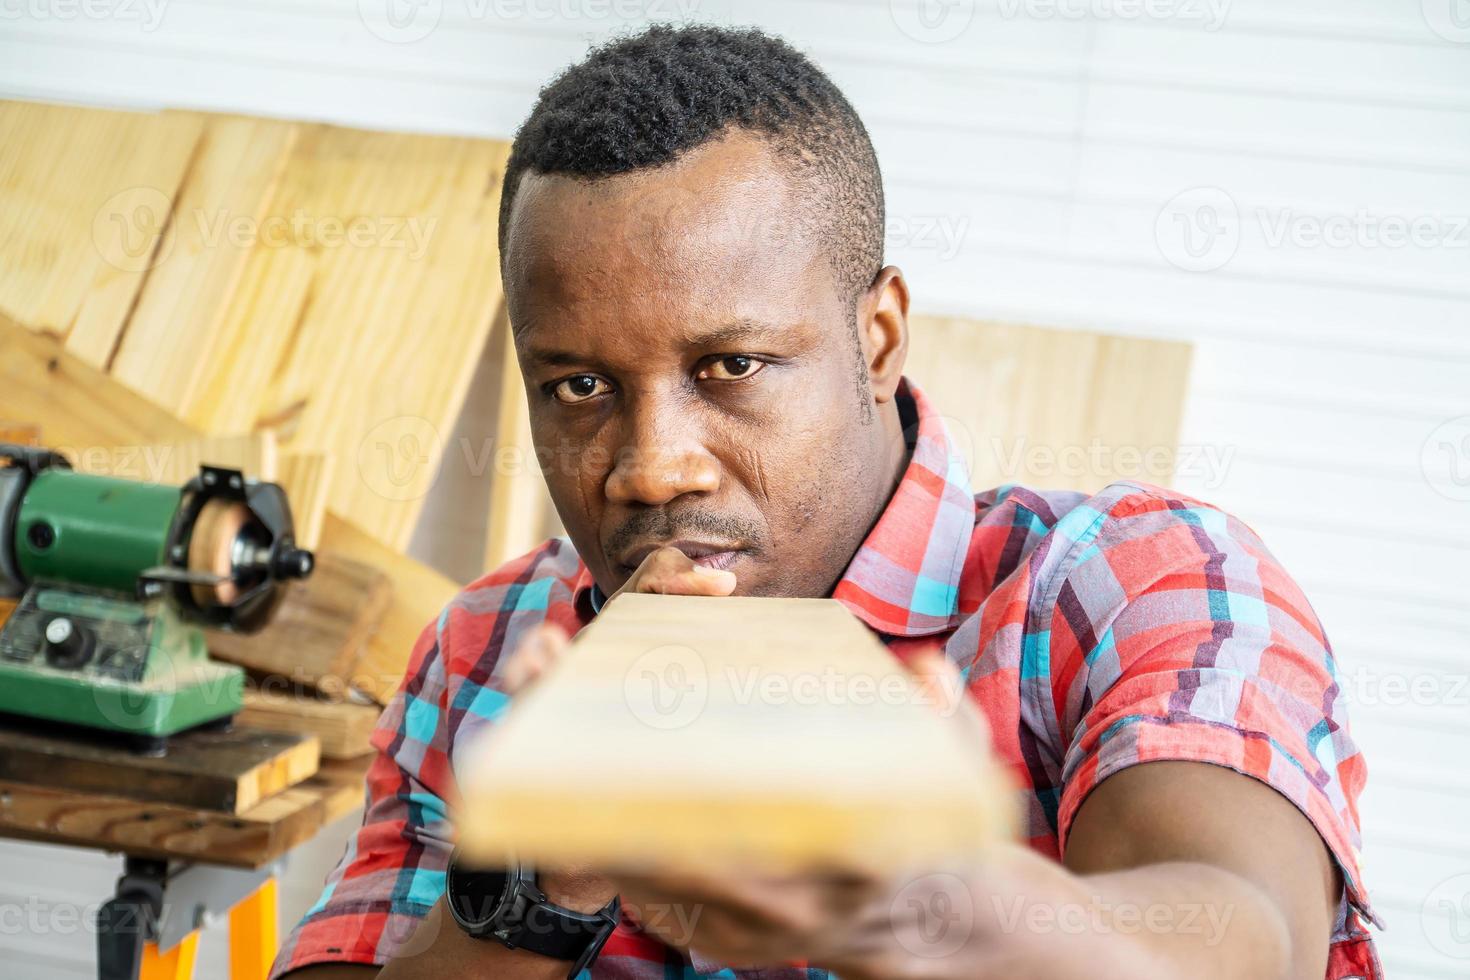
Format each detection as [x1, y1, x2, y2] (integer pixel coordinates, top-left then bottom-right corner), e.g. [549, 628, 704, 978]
[1057, 759, 1338, 979]
[612, 666, 1343, 980]
[281, 547, 729, 979]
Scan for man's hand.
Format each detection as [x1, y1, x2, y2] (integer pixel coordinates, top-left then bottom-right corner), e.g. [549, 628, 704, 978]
[596, 653, 1338, 980]
[533, 546, 736, 911]
[608, 545, 739, 602]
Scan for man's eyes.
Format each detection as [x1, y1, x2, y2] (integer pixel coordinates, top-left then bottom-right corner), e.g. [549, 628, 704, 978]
[695, 356, 765, 382]
[552, 374, 612, 404]
[548, 357, 766, 405]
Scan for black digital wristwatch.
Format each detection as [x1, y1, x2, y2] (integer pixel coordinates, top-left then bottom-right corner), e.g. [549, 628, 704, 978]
[445, 849, 621, 978]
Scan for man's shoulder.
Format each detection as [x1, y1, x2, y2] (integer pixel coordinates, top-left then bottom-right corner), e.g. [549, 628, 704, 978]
[433, 538, 589, 671]
[968, 479, 1265, 591]
[975, 479, 1242, 536]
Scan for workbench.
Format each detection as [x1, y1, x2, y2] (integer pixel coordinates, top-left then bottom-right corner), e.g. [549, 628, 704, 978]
[0, 713, 371, 980]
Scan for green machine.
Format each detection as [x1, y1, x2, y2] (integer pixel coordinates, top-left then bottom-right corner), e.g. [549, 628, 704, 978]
[0, 445, 314, 752]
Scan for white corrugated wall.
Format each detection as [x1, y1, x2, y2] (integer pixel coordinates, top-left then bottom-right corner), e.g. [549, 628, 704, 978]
[1, 1, 1466, 976]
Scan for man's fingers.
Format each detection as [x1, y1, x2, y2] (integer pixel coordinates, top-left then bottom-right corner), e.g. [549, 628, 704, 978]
[500, 622, 571, 694]
[619, 546, 738, 598]
[906, 647, 965, 716]
[645, 563, 737, 596]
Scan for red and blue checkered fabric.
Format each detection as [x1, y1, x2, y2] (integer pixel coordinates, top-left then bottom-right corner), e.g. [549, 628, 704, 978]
[273, 380, 1378, 979]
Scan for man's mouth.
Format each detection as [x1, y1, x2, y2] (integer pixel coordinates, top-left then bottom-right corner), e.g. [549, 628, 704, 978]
[617, 539, 747, 573]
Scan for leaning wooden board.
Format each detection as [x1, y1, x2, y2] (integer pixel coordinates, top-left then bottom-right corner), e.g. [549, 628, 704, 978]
[458, 594, 1015, 873]
[0, 724, 319, 815]
[206, 551, 392, 691]
[0, 321, 459, 703]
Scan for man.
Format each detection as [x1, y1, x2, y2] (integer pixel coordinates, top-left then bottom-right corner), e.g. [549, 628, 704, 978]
[274, 24, 1378, 980]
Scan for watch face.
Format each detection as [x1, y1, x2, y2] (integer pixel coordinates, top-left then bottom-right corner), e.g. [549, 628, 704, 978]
[449, 866, 512, 930]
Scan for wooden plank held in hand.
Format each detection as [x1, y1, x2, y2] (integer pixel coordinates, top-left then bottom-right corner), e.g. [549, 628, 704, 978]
[239, 689, 380, 760]
[206, 552, 391, 692]
[0, 722, 319, 814]
[458, 593, 1017, 874]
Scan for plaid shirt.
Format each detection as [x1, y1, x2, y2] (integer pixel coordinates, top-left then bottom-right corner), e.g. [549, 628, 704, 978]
[274, 380, 1379, 979]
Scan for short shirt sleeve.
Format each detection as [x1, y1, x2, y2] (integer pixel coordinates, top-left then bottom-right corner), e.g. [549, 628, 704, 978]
[1043, 491, 1374, 936]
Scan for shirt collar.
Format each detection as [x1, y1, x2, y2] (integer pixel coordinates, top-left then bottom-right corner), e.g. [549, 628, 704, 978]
[572, 377, 975, 637]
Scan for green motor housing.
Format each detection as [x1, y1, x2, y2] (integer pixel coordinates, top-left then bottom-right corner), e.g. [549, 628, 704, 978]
[15, 469, 180, 594]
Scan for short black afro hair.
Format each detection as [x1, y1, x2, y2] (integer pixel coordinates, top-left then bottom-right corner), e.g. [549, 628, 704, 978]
[498, 23, 886, 304]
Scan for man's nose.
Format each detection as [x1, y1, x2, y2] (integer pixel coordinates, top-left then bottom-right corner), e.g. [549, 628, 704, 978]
[603, 398, 720, 506]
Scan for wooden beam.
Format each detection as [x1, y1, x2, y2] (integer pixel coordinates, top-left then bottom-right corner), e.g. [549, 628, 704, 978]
[0, 102, 202, 366]
[206, 552, 390, 693]
[317, 513, 459, 704]
[108, 431, 279, 484]
[0, 315, 198, 452]
[458, 594, 1016, 874]
[277, 452, 331, 549]
[239, 128, 512, 550]
[0, 723, 318, 814]
[109, 116, 299, 416]
[238, 690, 380, 760]
[0, 776, 328, 869]
[484, 302, 554, 572]
[904, 317, 1193, 493]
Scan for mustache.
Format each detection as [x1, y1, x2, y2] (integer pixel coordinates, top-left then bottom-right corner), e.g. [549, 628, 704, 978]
[605, 509, 766, 563]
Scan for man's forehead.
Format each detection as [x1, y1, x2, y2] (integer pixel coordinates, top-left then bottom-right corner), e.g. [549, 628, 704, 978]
[502, 131, 827, 294]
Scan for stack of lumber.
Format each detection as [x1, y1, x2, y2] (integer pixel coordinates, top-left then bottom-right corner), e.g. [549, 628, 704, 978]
[0, 98, 504, 757]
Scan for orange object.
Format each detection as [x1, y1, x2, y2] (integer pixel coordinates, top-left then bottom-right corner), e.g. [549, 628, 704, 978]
[140, 932, 198, 980]
[229, 877, 279, 980]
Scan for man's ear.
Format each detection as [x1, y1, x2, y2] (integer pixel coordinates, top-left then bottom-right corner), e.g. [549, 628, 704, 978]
[859, 266, 910, 404]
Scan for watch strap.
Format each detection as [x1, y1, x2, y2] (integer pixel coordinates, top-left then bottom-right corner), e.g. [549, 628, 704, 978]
[447, 854, 620, 978]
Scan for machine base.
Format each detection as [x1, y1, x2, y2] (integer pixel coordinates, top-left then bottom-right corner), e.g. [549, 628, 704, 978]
[0, 664, 244, 741]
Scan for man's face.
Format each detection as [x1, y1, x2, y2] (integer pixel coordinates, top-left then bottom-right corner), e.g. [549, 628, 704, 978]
[502, 131, 906, 598]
